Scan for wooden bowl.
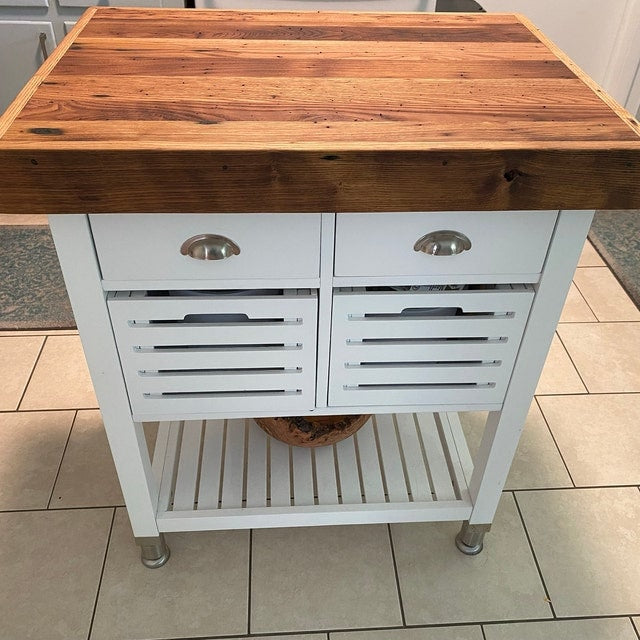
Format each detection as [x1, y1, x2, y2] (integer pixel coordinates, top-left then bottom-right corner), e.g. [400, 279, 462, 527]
[255, 414, 370, 448]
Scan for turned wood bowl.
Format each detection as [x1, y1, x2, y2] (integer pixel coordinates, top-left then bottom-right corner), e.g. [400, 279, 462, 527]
[255, 414, 370, 448]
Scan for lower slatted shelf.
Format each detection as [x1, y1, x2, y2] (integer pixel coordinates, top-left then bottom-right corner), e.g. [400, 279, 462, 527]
[152, 412, 473, 532]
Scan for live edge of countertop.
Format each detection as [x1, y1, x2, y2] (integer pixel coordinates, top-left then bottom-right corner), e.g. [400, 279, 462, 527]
[0, 7, 640, 215]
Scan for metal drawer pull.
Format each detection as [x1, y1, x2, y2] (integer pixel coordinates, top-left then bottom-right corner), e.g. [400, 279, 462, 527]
[180, 234, 241, 260]
[413, 230, 472, 256]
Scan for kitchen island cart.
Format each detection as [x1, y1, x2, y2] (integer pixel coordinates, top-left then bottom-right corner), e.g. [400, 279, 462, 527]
[1, 8, 639, 566]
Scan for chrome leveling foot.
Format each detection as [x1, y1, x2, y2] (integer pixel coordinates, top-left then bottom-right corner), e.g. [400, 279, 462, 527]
[455, 521, 490, 556]
[136, 534, 171, 568]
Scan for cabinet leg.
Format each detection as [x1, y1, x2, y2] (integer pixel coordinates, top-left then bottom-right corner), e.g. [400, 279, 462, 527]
[455, 521, 490, 556]
[136, 534, 171, 569]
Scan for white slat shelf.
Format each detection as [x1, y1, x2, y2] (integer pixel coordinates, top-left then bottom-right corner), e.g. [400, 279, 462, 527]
[153, 412, 473, 532]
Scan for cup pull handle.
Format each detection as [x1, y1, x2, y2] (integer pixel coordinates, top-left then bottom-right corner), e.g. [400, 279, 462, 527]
[413, 230, 472, 256]
[180, 234, 241, 260]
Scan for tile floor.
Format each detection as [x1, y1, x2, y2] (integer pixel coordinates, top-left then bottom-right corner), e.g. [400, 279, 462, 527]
[0, 239, 639, 640]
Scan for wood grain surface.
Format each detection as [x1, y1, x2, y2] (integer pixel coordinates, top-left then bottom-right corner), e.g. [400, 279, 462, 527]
[0, 7, 639, 214]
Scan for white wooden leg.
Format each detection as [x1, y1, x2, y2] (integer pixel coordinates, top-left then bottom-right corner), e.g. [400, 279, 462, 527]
[466, 210, 594, 528]
[49, 215, 162, 542]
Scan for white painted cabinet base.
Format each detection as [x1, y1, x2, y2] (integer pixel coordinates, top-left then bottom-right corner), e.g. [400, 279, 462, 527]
[49, 209, 593, 564]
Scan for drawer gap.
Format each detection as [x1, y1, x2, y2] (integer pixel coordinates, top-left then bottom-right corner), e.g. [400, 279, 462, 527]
[134, 343, 302, 352]
[145, 389, 302, 399]
[129, 318, 301, 328]
[346, 360, 501, 369]
[140, 367, 302, 376]
[354, 337, 507, 345]
[344, 383, 495, 390]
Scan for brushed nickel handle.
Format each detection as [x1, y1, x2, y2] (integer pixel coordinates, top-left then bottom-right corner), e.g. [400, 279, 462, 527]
[413, 230, 472, 256]
[180, 234, 241, 260]
[39, 32, 49, 60]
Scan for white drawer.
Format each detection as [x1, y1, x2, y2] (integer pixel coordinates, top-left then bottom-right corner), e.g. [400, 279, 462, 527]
[334, 211, 557, 279]
[90, 214, 321, 283]
[108, 290, 317, 418]
[328, 285, 534, 407]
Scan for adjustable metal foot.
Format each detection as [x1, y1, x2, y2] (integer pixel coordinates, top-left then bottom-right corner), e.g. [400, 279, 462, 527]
[136, 534, 170, 568]
[455, 521, 490, 556]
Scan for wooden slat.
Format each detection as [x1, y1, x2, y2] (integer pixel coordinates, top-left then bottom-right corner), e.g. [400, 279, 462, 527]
[416, 412, 457, 501]
[335, 436, 362, 505]
[268, 437, 291, 508]
[196, 419, 224, 510]
[374, 414, 409, 503]
[1, 8, 639, 213]
[292, 446, 314, 507]
[220, 418, 245, 509]
[245, 420, 267, 508]
[355, 420, 385, 504]
[395, 413, 432, 502]
[313, 445, 338, 505]
[173, 419, 203, 511]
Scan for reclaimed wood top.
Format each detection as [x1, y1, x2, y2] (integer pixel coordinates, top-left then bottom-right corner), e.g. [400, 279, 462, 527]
[1, 7, 640, 213]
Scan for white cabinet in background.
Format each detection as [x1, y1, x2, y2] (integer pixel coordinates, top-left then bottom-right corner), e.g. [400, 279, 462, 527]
[0, 21, 55, 112]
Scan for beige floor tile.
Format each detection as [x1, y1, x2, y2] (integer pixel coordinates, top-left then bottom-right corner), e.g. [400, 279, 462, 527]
[460, 403, 572, 490]
[251, 524, 402, 633]
[51, 413, 158, 508]
[516, 487, 640, 616]
[332, 627, 483, 640]
[0, 410, 74, 509]
[0, 214, 49, 225]
[0, 508, 112, 640]
[391, 494, 551, 625]
[573, 267, 640, 322]
[484, 618, 638, 640]
[559, 283, 597, 323]
[0, 335, 44, 410]
[20, 335, 98, 410]
[535, 334, 586, 395]
[556, 323, 640, 393]
[91, 508, 249, 640]
[577, 241, 605, 267]
[51, 410, 123, 508]
[538, 394, 640, 486]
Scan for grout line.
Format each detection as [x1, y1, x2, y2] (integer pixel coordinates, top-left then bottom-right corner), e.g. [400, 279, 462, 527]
[15, 335, 47, 411]
[1, 406, 100, 414]
[0, 504, 123, 515]
[100, 614, 640, 640]
[480, 624, 488, 640]
[247, 529, 253, 636]
[571, 274, 601, 322]
[512, 492, 557, 619]
[86, 507, 116, 640]
[511, 484, 640, 492]
[46, 409, 78, 508]
[553, 331, 590, 394]
[534, 397, 576, 488]
[386, 523, 407, 627]
[631, 616, 640, 640]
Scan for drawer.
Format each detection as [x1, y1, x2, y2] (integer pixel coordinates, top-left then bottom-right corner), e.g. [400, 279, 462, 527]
[328, 285, 534, 407]
[108, 290, 317, 418]
[90, 214, 321, 283]
[334, 211, 557, 279]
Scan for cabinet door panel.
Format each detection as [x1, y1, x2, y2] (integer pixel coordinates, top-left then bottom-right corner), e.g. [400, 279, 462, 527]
[0, 21, 55, 113]
[58, 0, 180, 6]
[195, 0, 425, 8]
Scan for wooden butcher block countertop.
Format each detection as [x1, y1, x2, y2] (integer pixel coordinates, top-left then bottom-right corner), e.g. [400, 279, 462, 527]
[1, 7, 640, 214]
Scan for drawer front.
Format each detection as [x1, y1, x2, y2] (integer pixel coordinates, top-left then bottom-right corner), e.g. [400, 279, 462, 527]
[90, 214, 321, 283]
[109, 291, 317, 417]
[334, 211, 557, 278]
[328, 286, 533, 407]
